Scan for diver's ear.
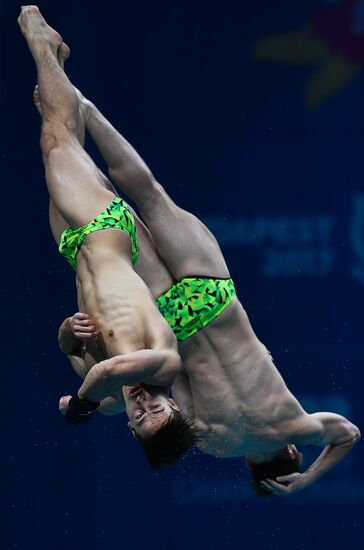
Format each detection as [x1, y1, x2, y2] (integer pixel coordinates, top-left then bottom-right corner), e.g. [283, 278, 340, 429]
[167, 398, 181, 412]
[286, 446, 295, 460]
[127, 421, 136, 438]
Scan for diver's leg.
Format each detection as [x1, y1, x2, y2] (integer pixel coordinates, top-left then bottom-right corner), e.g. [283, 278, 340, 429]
[19, 6, 115, 232]
[34, 44, 74, 244]
[83, 98, 229, 279]
[133, 184, 230, 279]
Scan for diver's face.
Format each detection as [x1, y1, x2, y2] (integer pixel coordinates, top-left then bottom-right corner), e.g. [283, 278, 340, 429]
[123, 385, 180, 439]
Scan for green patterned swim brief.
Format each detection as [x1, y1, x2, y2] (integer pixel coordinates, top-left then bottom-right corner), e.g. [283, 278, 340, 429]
[156, 277, 236, 342]
[59, 197, 139, 270]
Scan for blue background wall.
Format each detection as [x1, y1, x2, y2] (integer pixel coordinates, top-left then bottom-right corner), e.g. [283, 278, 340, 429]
[1, 1, 363, 549]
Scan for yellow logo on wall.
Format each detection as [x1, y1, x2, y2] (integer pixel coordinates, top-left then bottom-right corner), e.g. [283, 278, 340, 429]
[253, 0, 364, 107]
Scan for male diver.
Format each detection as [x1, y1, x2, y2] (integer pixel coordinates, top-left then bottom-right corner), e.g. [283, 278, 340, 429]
[59, 72, 361, 496]
[18, 6, 199, 462]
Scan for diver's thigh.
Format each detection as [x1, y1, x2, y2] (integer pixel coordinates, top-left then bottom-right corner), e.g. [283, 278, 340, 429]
[44, 139, 116, 228]
[139, 185, 230, 279]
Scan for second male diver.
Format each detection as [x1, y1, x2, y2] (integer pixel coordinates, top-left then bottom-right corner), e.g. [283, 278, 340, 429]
[58, 72, 360, 496]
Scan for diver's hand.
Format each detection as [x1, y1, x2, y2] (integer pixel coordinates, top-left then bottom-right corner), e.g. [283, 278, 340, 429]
[71, 312, 98, 340]
[61, 395, 100, 424]
[59, 395, 72, 415]
[260, 473, 309, 496]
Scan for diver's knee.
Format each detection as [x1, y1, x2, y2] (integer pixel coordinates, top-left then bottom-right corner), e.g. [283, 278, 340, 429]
[40, 122, 75, 157]
[40, 124, 58, 156]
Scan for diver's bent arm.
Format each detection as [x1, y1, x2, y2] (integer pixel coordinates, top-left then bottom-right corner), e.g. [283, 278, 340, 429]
[58, 317, 81, 355]
[300, 413, 361, 486]
[262, 413, 360, 496]
[77, 349, 181, 403]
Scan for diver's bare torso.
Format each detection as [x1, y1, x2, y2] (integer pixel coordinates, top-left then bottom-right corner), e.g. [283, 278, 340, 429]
[100, 215, 309, 457]
[173, 298, 309, 458]
[74, 228, 176, 357]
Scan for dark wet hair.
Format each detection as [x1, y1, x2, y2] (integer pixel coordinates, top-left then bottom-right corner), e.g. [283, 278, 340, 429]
[249, 449, 303, 497]
[134, 411, 200, 470]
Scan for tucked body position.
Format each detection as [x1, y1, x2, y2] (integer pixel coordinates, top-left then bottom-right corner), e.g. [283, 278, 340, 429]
[19, 5, 199, 465]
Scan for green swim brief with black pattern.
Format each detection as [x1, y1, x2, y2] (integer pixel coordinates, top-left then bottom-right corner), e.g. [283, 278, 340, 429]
[156, 277, 236, 342]
[59, 197, 139, 270]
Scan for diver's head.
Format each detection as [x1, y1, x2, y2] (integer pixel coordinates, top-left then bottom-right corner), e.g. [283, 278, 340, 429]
[124, 384, 180, 437]
[123, 384, 200, 469]
[246, 445, 303, 497]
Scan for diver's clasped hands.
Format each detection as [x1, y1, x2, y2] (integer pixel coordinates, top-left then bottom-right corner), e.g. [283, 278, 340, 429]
[260, 472, 310, 496]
